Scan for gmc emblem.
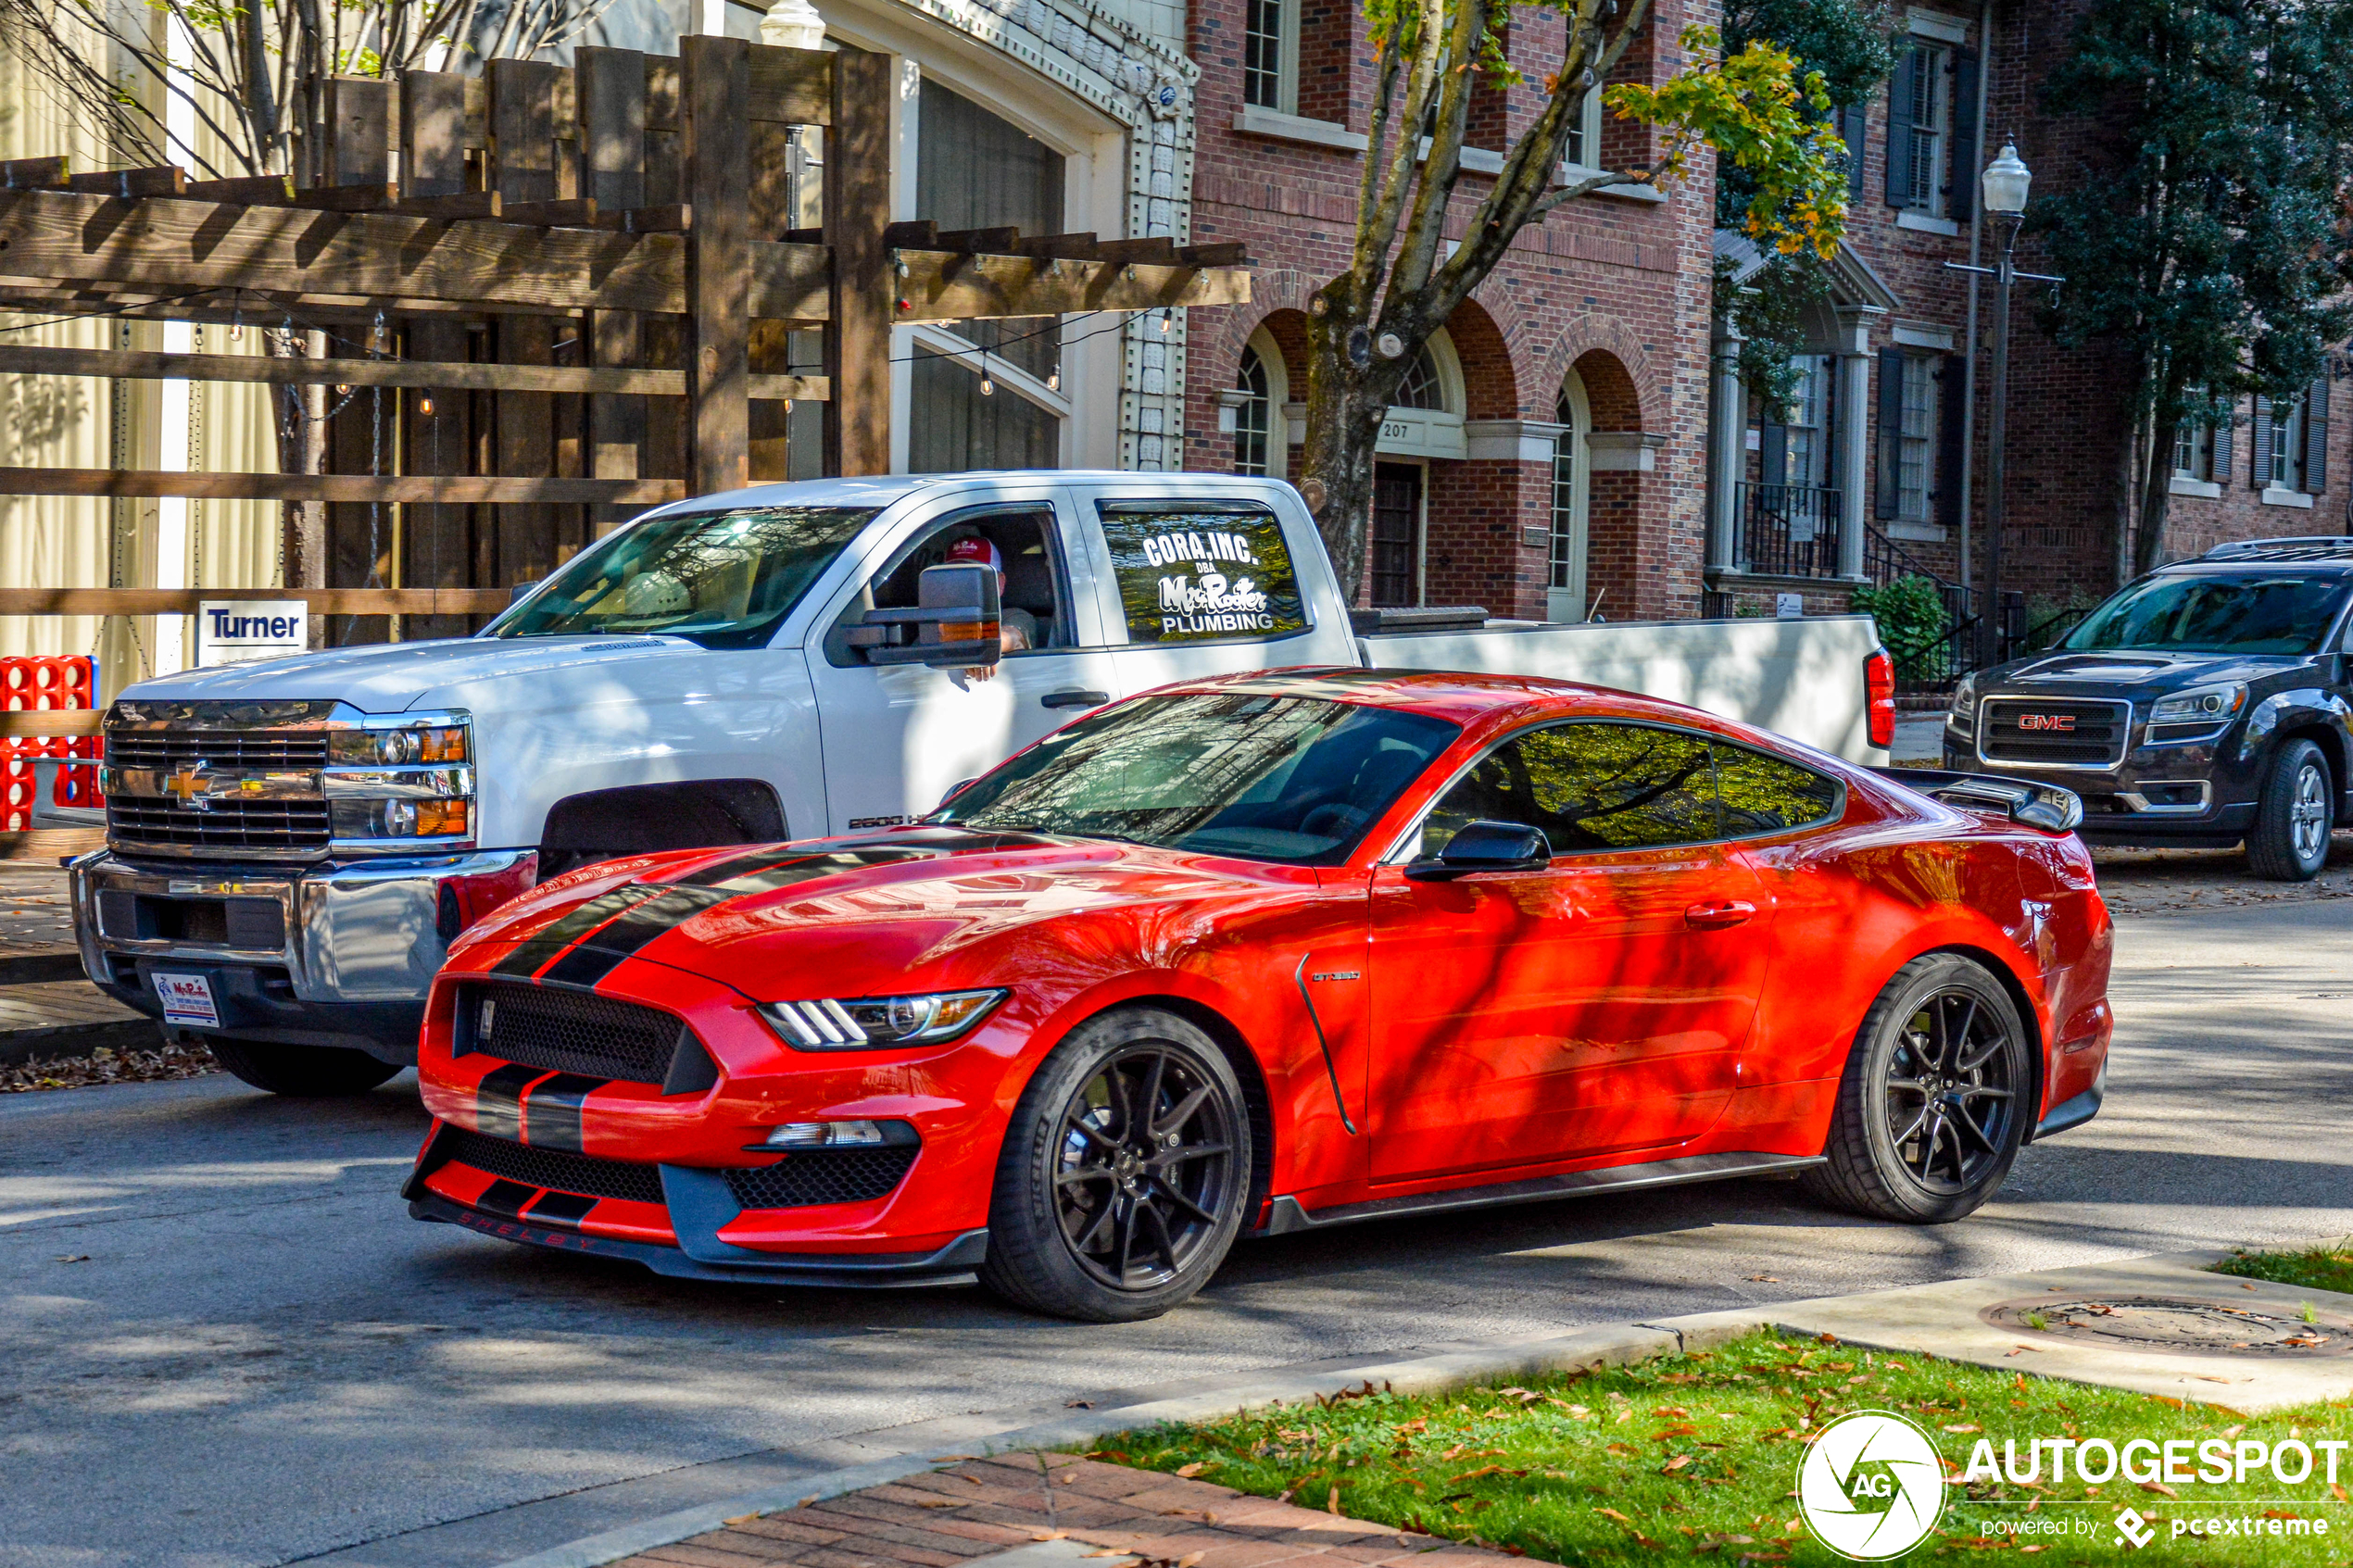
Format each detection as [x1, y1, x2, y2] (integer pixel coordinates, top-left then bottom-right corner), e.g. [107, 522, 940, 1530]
[2018, 713, 2077, 733]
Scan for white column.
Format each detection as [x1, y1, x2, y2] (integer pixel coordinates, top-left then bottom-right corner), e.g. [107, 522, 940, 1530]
[1706, 328, 1744, 572]
[1835, 349, 1873, 579]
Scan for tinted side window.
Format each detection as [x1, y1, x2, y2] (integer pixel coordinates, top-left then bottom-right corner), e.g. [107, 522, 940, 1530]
[1713, 741, 1843, 835]
[1423, 722, 1717, 856]
[1097, 505, 1309, 644]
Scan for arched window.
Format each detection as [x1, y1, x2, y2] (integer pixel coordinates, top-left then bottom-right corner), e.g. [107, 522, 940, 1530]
[1234, 345, 1273, 476]
[1393, 345, 1447, 410]
[1550, 372, 1592, 622]
[1377, 332, 1466, 458]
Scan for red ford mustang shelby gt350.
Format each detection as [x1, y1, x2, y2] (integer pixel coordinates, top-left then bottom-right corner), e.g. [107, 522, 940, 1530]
[406, 670, 2113, 1321]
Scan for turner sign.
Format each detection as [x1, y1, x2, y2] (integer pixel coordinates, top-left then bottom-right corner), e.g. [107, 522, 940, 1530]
[195, 600, 308, 668]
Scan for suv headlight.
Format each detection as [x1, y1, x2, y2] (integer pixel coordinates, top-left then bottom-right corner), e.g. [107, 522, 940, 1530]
[323, 710, 475, 844]
[2147, 683, 2247, 731]
[758, 989, 1005, 1050]
[1947, 673, 1979, 731]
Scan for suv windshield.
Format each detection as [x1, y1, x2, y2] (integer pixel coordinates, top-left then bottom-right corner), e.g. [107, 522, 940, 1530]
[2063, 572, 2351, 656]
[932, 691, 1461, 865]
[489, 505, 878, 649]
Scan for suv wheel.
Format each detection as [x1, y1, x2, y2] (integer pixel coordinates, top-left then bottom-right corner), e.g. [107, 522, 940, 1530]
[2247, 738, 2334, 883]
[979, 1007, 1250, 1322]
[207, 1038, 403, 1096]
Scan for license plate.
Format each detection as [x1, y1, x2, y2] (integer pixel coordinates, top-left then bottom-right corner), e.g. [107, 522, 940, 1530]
[153, 972, 220, 1029]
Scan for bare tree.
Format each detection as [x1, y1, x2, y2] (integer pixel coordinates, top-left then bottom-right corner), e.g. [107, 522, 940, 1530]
[1301, 2, 1850, 595]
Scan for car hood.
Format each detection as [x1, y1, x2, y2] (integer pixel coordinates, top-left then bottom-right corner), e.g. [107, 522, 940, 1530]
[454, 826, 1315, 997]
[117, 633, 705, 714]
[1987, 648, 2312, 694]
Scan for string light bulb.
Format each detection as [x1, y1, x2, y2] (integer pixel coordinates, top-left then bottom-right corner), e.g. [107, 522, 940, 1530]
[979, 373, 995, 396]
[418, 395, 434, 416]
[1047, 364, 1061, 391]
[1158, 311, 1171, 334]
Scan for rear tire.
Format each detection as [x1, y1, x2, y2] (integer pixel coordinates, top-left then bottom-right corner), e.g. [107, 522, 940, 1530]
[1801, 953, 2031, 1224]
[2247, 738, 2333, 883]
[979, 1008, 1250, 1322]
[206, 1038, 402, 1097]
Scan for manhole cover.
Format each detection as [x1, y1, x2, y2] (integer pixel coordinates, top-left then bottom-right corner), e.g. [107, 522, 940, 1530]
[1980, 1295, 2353, 1359]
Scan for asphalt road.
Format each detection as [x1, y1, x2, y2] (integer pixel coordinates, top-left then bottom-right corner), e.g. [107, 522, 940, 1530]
[7, 887, 2353, 1568]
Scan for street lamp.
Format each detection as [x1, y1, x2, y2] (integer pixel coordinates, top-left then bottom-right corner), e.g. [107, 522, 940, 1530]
[761, 0, 827, 49]
[1944, 139, 2062, 665]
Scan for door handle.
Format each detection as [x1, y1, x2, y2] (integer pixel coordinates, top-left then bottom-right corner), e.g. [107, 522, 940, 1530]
[1040, 690, 1109, 709]
[1684, 899, 1756, 930]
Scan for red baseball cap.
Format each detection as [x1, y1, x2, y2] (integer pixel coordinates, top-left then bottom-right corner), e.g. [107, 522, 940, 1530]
[945, 536, 1002, 572]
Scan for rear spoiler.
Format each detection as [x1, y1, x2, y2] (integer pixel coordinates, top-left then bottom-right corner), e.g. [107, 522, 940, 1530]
[1872, 767, 2084, 834]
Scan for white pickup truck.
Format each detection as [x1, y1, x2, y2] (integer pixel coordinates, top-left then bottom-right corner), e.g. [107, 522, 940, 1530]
[70, 471, 1892, 1093]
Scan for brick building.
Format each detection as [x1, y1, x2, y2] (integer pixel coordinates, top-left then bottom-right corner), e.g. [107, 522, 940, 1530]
[1705, 0, 2353, 637]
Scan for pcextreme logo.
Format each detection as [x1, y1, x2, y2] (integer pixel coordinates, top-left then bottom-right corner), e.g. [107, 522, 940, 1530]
[1797, 1411, 1949, 1561]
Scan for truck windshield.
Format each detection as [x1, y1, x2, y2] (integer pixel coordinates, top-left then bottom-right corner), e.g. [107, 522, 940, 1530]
[2063, 572, 2351, 656]
[488, 505, 878, 649]
[932, 691, 1460, 865]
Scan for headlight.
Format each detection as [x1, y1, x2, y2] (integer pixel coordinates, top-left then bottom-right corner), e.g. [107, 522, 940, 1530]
[1947, 673, 1979, 728]
[758, 989, 1006, 1050]
[324, 711, 474, 844]
[2148, 683, 2247, 726]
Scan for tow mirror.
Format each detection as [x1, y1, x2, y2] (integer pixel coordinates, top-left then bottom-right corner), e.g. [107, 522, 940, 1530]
[848, 562, 1001, 669]
[1405, 819, 1553, 881]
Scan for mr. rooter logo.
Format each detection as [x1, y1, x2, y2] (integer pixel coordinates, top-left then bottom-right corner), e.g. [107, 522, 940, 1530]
[1797, 1411, 1950, 1561]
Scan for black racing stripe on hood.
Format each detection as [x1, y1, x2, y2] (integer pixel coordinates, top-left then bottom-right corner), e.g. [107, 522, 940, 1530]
[491, 884, 666, 979]
[475, 1062, 547, 1140]
[536, 886, 735, 989]
[672, 847, 923, 890]
[520, 1073, 608, 1153]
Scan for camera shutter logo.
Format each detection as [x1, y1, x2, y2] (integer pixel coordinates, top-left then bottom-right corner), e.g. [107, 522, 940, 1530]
[1796, 1410, 1947, 1561]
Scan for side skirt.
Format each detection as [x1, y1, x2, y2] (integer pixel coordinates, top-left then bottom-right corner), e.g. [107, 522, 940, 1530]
[1258, 1151, 1828, 1236]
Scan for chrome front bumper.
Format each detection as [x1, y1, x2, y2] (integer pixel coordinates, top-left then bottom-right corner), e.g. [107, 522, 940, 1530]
[70, 847, 536, 1062]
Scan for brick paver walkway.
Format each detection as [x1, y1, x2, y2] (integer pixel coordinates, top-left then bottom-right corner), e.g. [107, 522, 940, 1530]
[611, 1456, 1546, 1568]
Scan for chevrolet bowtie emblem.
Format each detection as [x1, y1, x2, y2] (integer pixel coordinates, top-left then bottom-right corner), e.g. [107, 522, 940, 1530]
[162, 760, 213, 811]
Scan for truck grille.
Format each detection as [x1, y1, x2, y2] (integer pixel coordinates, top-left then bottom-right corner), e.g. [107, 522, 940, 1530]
[441, 1127, 666, 1204]
[107, 797, 332, 853]
[1979, 698, 2131, 768]
[724, 1146, 919, 1209]
[106, 731, 328, 771]
[462, 983, 684, 1085]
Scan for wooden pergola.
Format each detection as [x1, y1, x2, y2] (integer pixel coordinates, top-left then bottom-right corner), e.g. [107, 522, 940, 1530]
[0, 35, 1250, 646]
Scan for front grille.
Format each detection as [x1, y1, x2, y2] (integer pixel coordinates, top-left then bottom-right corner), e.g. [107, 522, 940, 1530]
[464, 983, 682, 1085]
[1979, 698, 2131, 767]
[725, 1146, 919, 1209]
[107, 797, 332, 853]
[441, 1127, 665, 1204]
[107, 730, 328, 771]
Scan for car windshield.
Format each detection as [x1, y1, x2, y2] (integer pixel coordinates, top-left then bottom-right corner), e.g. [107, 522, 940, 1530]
[932, 691, 1461, 865]
[487, 505, 878, 649]
[2063, 572, 2351, 656]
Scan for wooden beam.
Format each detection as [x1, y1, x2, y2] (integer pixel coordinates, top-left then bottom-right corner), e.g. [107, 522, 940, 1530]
[326, 77, 393, 187]
[490, 59, 562, 206]
[0, 588, 515, 618]
[1, 156, 67, 189]
[0, 470, 685, 504]
[288, 183, 398, 212]
[401, 72, 472, 199]
[0, 188, 688, 314]
[747, 44, 834, 126]
[66, 165, 187, 198]
[0, 710, 102, 737]
[683, 35, 751, 495]
[886, 251, 1253, 320]
[185, 175, 294, 204]
[826, 47, 893, 477]
[501, 197, 597, 227]
[0, 344, 823, 397]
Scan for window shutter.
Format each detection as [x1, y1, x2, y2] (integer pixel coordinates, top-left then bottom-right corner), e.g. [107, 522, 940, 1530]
[2211, 395, 2233, 480]
[1936, 356, 1967, 525]
[1759, 415, 1788, 490]
[1884, 57, 1916, 207]
[2304, 377, 2329, 495]
[1947, 52, 1980, 223]
[2252, 395, 2273, 489]
[1840, 105, 1868, 200]
[1875, 345, 1906, 519]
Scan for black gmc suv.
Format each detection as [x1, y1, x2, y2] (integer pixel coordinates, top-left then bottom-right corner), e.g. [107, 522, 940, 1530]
[1944, 536, 2353, 880]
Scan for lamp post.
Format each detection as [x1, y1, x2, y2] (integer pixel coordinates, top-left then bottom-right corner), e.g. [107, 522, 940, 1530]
[1945, 140, 2061, 665]
[761, 0, 827, 48]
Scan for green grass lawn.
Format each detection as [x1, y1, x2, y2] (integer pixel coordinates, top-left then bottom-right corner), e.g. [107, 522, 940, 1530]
[2217, 1243, 2353, 1298]
[1087, 1331, 2353, 1564]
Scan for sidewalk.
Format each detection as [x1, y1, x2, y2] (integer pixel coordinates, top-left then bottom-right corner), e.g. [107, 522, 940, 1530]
[609, 1455, 1530, 1568]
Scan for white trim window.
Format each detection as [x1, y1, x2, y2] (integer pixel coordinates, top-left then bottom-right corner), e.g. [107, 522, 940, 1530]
[1891, 41, 1950, 216]
[1897, 353, 1937, 521]
[1549, 374, 1591, 622]
[2174, 420, 2214, 483]
[1242, 0, 1300, 114]
[2271, 394, 2309, 493]
[1785, 356, 1832, 488]
[1563, 82, 1605, 172]
[1234, 345, 1273, 476]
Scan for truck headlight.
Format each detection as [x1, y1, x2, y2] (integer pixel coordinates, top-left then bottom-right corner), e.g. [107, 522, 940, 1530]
[324, 711, 475, 844]
[2148, 683, 2246, 726]
[758, 989, 1005, 1050]
[1947, 673, 1979, 732]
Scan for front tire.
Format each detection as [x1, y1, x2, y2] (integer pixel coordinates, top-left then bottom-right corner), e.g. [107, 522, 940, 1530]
[980, 1008, 1251, 1322]
[1802, 954, 2031, 1224]
[207, 1038, 403, 1097]
[2247, 738, 2333, 883]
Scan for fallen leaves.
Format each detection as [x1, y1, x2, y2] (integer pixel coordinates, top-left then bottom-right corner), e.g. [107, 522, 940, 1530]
[2139, 1481, 2181, 1500]
[1173, 1462, 1207, 1478]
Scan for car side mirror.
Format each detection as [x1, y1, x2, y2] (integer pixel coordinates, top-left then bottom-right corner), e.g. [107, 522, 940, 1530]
[847, 563, 1001, 669]
[1405, 819, 1553, 881]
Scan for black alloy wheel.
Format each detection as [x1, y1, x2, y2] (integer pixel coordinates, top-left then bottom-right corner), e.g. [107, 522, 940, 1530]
[981, 1008, 1252, 1321]
[2248, 738, 2334, 883]
[1804, 953, 2032, 1224]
